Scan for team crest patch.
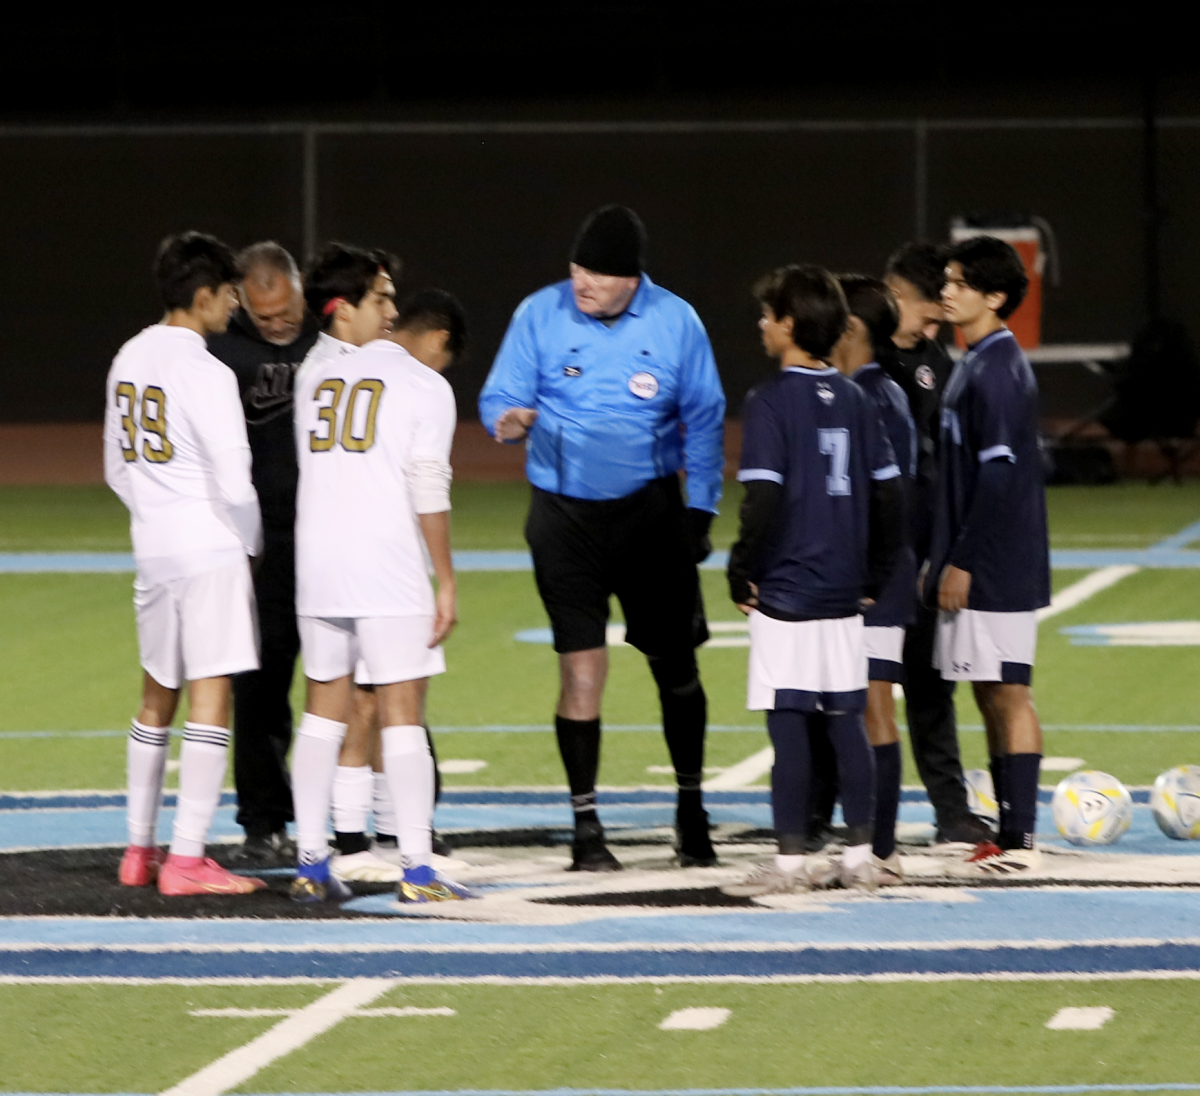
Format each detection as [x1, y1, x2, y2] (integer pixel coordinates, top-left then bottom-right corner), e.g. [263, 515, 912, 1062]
[629, 371, 659, 399]
[916, 364, 936, 390]
[816, 381, 835, 404]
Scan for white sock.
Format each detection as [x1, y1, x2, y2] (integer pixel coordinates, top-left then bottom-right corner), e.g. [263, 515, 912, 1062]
[372, 769, 397, 839]
[774, 853, 806, 874]
[332, 765, 373, 835]
[127, 720, 169, 847]
[843, 842, 872, 870]
[292, 713, 348, 865]
[382, 724, 434, 869]
[169, 723, 229, 858]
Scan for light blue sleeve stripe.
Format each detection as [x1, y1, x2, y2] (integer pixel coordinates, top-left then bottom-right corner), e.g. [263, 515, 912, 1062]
[978, 444, 1016, 463]
[870, 464, 901, 481]
[737, 468, 784, 484]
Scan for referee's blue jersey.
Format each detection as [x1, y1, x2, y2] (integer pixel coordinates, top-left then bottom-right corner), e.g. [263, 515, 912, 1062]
[478, 276, 726, 513]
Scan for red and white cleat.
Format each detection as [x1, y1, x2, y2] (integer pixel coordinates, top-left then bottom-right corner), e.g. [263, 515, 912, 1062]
[949, 841, 1042, 878]
[118, 845, 166, 887]
[157, 855, 266, 896]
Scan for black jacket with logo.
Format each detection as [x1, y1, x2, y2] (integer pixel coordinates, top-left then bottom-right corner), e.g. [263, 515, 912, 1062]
[207, 310, 320, 537]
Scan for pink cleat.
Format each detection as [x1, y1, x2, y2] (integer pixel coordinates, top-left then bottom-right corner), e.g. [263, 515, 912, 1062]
[157, 854, 267, 896]
[118, 845, 166, 887]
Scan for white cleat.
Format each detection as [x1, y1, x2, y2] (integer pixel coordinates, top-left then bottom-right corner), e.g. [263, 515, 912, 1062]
[722, 860, 811, 897]
[839, 857, 879, 893]
[805, 853, 838, 890]
[874, 851, 905, 887]
[331, 850, 403, 883]
[947, 843, 1043, 879]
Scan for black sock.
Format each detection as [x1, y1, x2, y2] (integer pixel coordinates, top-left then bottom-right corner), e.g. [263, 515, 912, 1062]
[374, 832, 397, 848]
[556, 715, 601, 829]
[872, 742, 902, 860]
[999, 752, 1041, 850]
[334, 830, 371, 856]
[766, 709, 811, 844]
[425, 725, 442, 806]
[649, 653, 707, 818]
[826, 711, 876, 847]
[807, 712, 838, 839]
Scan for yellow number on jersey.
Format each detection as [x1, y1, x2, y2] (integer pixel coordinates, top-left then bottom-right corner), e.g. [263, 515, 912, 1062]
[310, 379, 345, 452]
[115, 382, 138, 463]
[140, 386, 175, 463]
[341, 379, 384, 453]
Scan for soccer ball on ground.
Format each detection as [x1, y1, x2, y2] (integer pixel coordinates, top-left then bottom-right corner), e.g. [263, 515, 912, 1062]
[1150, 765, 1200, 840]
[1051, 770, 1133, 846]
[962, 769, 999, 828]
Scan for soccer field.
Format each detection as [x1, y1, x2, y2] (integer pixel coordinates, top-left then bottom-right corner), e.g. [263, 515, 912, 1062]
[3, 479, 1200, 1096]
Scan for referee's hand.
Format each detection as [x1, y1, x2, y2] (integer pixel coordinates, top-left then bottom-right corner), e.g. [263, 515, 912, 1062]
[495, 407, 538, 442]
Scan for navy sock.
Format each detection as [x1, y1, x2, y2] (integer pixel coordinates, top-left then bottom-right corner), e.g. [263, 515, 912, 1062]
[825, 711, 876, 847]
[767, 709, 810, 852]
[1000, 752, 1041, 850]
[807, 712, 839, 838]
[872, 742, 902, 860]
[989, 755, 1007, 834]
[649, 653, 708, 819]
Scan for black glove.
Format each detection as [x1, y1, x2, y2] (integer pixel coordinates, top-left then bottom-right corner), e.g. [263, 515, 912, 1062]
[685, 508, 715, 564]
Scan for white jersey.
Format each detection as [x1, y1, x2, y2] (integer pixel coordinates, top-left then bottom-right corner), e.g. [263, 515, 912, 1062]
[294, 336, 456, 618]
[104, 324, 261, 585]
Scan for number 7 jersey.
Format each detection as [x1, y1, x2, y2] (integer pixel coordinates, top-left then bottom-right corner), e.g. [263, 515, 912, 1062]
[294, 333, 457, 618]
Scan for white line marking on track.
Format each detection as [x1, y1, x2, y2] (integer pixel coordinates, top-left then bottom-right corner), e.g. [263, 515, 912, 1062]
[1046, 1005, 1114, 1029]
[659, 1006, 731, 1030]
[1037, 565, 1139, 623]
[703, 747, 773, 790]
[158, 977, 395, 1096]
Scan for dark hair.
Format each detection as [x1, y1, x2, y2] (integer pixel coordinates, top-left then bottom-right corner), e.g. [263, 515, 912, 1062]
[837, 274, 900, 358]
[395, 288, 468, 360]
[753, 264, 848, 360]
[884, 242, 947, 303]
[947, 235, 1029, 319]
[154, 232, 238, 312]
[304, 243, 402, 330]
[238, 240, 299, 286]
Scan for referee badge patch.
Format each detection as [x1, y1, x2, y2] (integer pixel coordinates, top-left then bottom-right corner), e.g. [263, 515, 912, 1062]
[629, 371, 658, 399]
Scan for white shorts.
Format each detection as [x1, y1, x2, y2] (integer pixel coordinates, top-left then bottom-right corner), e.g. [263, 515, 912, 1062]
[934, 609, 1037, 684]
[747, 611, 867, 712]
[864, 625, 905, 683]
[134, 561, 259, 690]
[299, 615, 446, 685]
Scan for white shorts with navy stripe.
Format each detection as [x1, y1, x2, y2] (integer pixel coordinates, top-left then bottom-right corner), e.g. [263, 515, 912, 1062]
[134, 561, 259, 690]
[864, 625, 905, 683]
[747, 611, 867, 712]
[934, 608, 1037, 684]
[300, 615, 446, 685]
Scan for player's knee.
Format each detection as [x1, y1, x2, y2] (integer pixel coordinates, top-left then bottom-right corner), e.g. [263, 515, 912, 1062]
[649, 652, 701, 698]
[382, 723, 430, 758]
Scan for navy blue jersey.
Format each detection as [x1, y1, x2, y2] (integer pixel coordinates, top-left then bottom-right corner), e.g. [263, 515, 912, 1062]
[738, 366, 900, 620]
[853, 363, 917, 629]
[927, 329, 1051, 612]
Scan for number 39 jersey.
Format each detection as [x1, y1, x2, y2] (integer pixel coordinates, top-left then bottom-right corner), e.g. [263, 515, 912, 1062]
[294, 334, 457, 619]
[737, 366, 899, 620]
[103, 325, 260, 584]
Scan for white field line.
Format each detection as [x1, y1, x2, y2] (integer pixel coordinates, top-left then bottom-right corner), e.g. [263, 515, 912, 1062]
[1037, 564, 1140, 623]
[659, 1006, 731, 1030]
[190, 1006, 455, 1019]
[1046, 1005, 1114, 1029]
[158, 977, 395, 1096]
[703, 746, 774, 790]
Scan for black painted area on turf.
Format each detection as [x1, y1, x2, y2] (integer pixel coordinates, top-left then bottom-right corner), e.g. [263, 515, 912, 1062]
[0, 848, 394, 918]
[534, 887, 757, 908]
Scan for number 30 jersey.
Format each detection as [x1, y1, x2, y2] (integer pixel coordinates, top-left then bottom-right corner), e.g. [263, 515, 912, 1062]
[294, 334, 457, 619]
[737, 365, 899, 620]
[103, 325, 261, 584]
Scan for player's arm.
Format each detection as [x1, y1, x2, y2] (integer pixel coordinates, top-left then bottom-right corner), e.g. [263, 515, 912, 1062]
[412, 378, 459, 646]
[727, 390, 783, 613]
[195, 371, 263, 557]
[102, 373, 134, 511]
[865, 405, 906, 602]
[478, 296, 541, 443]
[676, 309, 727, 556]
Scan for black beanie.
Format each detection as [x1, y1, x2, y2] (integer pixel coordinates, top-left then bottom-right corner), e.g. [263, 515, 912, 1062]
[570, 205, 646, 277]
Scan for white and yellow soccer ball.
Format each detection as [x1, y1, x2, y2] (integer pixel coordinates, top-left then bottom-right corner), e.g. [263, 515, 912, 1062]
[962, 769, 1000, 828]
[1051, 770, 1133, 846]
[1150, 765, 1200, 840]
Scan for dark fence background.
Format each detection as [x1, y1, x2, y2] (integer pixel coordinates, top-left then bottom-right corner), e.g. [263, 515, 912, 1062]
[1, 115, 1194, 422]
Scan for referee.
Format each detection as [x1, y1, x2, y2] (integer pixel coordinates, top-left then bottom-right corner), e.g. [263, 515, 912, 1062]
[207, 242, 319, 866]
[479, 205, 726, 871]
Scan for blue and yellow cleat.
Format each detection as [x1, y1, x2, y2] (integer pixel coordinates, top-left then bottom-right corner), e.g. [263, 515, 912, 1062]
[289, 857, 354, 904]
[398, 863, 477, 903]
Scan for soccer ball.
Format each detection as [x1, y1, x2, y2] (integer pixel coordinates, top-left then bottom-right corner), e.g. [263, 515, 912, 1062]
[1150, 765, 1200, 840]
[1051, 770, 1133, 846]
[962, 769, 999, 827]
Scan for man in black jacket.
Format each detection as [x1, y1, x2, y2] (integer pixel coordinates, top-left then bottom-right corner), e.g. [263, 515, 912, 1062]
[207, 242, 320, 865]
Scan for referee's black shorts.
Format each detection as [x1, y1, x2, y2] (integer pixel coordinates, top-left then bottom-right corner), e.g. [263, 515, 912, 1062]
[525, 475, 709, 656]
